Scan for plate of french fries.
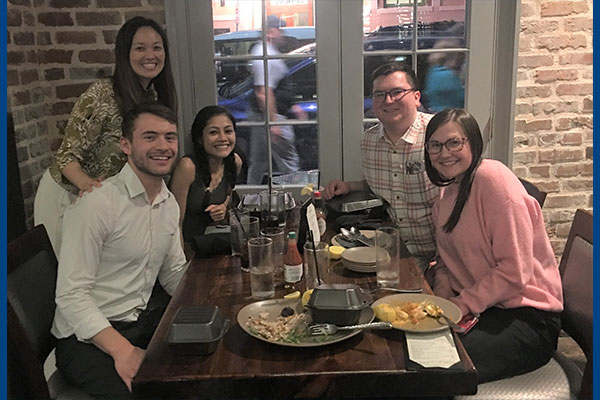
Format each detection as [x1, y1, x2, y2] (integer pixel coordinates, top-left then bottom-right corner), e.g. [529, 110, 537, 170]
[372, 293, 462, 333]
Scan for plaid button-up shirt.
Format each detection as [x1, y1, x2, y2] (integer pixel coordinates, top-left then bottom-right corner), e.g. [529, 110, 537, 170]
[361, 112, 439, 260]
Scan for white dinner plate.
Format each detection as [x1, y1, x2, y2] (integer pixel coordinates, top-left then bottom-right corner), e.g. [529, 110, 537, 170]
[341, 246, 389, 266]
[238, 298, 374, 347]
[372, 293, 462, 333]
[342, 259, 377, 273]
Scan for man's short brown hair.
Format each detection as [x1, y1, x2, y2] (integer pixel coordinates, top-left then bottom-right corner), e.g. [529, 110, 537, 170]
[121, 103, 177, 141]
[370, 62, 419, 91]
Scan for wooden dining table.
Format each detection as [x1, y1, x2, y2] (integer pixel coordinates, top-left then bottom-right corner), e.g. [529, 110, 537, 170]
[133, 235, 478, 399]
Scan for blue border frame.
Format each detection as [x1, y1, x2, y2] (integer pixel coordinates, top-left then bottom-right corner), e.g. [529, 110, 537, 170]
[0, 2, 7, 399]
[2, 4, 9, 399]
[592, 4, 598, 399]
[1, 4, 597, 400]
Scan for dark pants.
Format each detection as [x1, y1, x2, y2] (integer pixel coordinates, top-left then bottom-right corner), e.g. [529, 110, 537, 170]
[460, 306, 561, 384]
[55, 303, 166, 400]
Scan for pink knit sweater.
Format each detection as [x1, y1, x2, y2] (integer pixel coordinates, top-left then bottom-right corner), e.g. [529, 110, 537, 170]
[432, 159, 563, 316]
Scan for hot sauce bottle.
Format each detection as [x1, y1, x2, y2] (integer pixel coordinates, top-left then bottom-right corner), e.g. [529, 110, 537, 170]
[283, 231, 303, 291]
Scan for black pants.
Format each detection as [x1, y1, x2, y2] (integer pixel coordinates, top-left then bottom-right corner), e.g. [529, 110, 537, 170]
[460, 306, 561, 384]
[55, 304, 166, 400]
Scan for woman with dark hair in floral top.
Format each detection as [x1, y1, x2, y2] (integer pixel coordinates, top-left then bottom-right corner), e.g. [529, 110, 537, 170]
[34, 16, 177, 255]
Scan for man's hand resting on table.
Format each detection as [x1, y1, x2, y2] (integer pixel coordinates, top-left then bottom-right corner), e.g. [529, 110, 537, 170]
[324, 179, 370, 200]
[324, 179, 351, 200]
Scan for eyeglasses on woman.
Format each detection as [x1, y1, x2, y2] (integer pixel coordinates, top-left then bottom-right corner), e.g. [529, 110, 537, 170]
[425, 137, 468, 154]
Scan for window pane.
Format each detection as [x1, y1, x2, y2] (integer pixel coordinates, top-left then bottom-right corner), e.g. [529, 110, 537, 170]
[245, 124, 317, 184]
[418, 52, 466, 113]
[416, 0, 465, 49]
[364, 4, 413, 52]
[213, 1, 263, 57]
[213, 0, 317, 184]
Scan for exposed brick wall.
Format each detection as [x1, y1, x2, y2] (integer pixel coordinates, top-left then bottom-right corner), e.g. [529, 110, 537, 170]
[514, 0, 593, 256]
[7, 0, 166, 227]
[7, 1, 593, 259]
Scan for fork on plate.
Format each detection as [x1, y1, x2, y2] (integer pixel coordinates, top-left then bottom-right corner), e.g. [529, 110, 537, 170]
[308, 321, 392, 336]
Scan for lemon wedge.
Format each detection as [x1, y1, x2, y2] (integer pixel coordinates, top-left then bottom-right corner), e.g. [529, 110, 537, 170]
[329, 245, 345, 260]
[301, 289, 314, 307]
[284, 291, 301, 300]
[300, 184, 314, 196]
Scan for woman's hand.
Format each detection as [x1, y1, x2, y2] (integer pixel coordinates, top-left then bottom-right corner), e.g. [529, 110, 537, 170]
[78, 176, 104, 197]
[62, 161, 103, 197]
[205, 203, 228, 222]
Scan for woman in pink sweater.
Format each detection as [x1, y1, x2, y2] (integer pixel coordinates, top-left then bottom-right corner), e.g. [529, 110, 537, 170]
[423, 108, 563, 384]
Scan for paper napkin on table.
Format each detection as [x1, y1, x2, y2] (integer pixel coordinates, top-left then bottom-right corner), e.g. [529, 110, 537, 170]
[405, 329, 461, 368]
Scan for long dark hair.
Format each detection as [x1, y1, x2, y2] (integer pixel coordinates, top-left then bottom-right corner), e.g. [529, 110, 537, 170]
[424, 108, 483, 232]
[112, 17, 177, 114]
[190, 106, 238, 190]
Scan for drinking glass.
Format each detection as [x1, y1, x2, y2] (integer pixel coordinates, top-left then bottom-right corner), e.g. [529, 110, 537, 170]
[375, 227, 400, 288]
[261, 227, 285, 287]
[230, 208, 249, 256]
[303, 241, 329, 290]
[307, 169, 320, 187]
[231, 213, 259, 272]
[248, 237, 274, 299]
[260, 190, 286, 229]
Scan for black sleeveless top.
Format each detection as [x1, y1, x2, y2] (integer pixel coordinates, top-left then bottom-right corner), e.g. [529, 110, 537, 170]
[181, 155, 232, 245]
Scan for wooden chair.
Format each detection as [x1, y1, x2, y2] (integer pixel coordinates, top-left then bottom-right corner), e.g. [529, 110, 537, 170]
[7, 225, 93, 400]
[456, 209, 593, 400]
[519, 178, 547, 208]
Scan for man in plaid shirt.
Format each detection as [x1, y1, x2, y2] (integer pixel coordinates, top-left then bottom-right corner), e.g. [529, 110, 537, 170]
[324, 63, 439, 270]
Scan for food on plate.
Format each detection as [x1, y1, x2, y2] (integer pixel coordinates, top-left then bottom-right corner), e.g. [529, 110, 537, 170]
[280, 306, 295, 317]
[373, 304, 396, 322]
[301, 289, 314, 307]
[374, 301, 428, 326]
[246, 310, 310, 343]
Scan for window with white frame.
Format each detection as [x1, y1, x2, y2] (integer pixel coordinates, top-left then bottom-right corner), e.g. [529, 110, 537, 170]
[165, 0, 518, 185]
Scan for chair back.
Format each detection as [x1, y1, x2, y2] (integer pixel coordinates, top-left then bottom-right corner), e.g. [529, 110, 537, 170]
[7, 225, 59, 399]
[519, 178, 547, 207]
[558, 209, 593, 400]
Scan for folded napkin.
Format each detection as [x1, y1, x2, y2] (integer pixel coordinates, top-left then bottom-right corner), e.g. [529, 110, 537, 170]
[405, 330, 461, 369]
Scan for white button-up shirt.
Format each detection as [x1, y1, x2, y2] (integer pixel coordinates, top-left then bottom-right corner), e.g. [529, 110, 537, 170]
[52, 163, 187, 341]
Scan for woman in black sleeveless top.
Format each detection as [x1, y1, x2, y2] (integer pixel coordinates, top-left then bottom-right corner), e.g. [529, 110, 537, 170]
[170, 106, 242, 253]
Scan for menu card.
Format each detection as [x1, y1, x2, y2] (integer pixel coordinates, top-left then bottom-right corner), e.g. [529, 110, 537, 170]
[405, 330, 460, 368]
[305, 203, 320, 245]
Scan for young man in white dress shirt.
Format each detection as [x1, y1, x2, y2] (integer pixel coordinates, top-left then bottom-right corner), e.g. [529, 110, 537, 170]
[51, 103, 187, 399]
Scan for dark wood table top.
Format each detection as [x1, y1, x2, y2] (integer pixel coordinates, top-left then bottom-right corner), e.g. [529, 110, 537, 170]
[133, 242, 477, 399]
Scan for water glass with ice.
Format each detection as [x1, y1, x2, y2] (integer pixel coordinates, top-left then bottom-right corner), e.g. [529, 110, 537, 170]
[375, 227, 400, 288]
[261, 227, 285, 287]
[248, 237, 274, 299]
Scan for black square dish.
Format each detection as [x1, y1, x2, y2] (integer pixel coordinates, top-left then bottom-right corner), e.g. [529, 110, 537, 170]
[166, 305, 229, 355]
[306, 284, 372, 325]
